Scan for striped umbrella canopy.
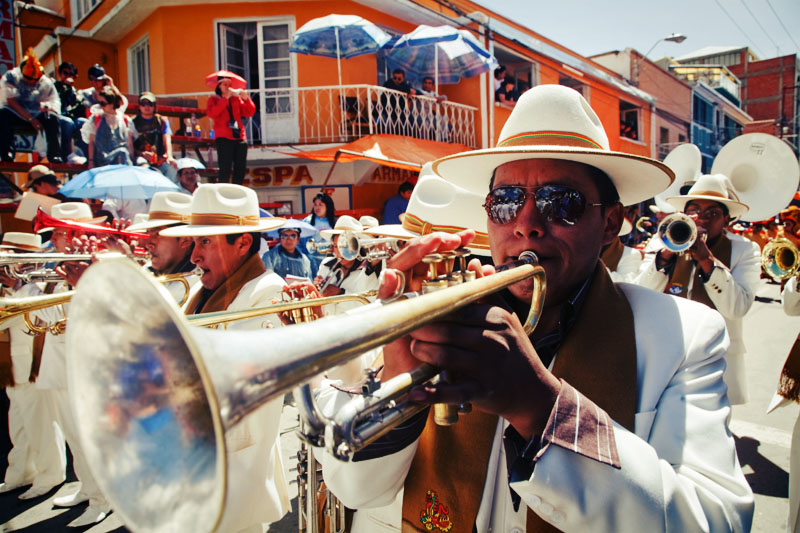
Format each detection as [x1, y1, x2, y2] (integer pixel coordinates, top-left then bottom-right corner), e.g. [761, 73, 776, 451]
[386, 25, 499, 93]
[290, 14, 392, 87]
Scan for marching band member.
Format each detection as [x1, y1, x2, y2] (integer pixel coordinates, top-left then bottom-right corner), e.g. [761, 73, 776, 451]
[636, 174, 761, 405]
[127, 191, 199, 303]
[770, 275, 800, 532]
[600, 218, 644, 283]
[30, 203, 112, 527]
[160, 183, 290, 533]
[316, 215, 370, 298]
[318, 85, 752, 531]
[0, 233, 66, 499]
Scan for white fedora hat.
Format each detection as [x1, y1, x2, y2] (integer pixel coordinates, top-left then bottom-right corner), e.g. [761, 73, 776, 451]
[37, 202, 106, 233]
[666, 173, 749, 219]
[128, 191, 193, 232]
[366, 172, 491, 256]
[0, 232, 42, 251]
[359, 215, 379, 229]
[431, 84, 675, 206]
[319, 215, 363, 241]
[161, 184, 286, 237]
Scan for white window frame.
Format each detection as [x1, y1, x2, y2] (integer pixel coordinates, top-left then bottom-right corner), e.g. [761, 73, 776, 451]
[127, 35, 151, 94]
[71, 0, 102, 25]
[619, 100, 643, 144]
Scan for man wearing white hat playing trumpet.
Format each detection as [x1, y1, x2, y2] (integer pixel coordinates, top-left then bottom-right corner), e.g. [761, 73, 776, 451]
[0, 233, 66, 499]
[636, 173, 761, 405]
[30, 202, 112, 526]
[127, 191, 199, 303]
[160, 183, 290, 532]
[318, 85, 752, 531]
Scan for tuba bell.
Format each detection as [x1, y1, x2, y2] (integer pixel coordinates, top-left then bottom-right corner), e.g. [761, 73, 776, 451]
[66, 255, 544, 533]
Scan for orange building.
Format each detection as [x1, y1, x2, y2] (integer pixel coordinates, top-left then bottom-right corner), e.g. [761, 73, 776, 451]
[15, 0, 659, 217]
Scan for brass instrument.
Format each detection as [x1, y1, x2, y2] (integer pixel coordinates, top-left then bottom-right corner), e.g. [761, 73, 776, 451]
[761, 236, 800, 281]
[658, 213, 698, 254]
[0, 252, 146, 283]
[65, 253, 544, 533]
[337, 231, 400, 262]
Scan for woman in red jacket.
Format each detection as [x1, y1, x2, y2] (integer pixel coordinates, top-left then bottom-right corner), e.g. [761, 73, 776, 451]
[206, 77, 255, 185]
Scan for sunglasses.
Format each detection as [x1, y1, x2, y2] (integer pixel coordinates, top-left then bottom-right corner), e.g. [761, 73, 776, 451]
[280, 232, 299, 239]
[483, 185, 603, 226]
[685, 206, 726, 221]
[139, 101, 154, 107]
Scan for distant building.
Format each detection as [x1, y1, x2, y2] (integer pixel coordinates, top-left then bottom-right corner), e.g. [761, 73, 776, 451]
[592, 48, 692, 161]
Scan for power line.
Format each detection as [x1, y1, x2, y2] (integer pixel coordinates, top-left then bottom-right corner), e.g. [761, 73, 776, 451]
[738, 0, 780, 53]
[712, 0, 765, 57]
[765, 0, 800, 53]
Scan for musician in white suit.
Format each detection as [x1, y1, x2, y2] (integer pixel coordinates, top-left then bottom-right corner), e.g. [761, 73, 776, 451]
[160, 183, 290, 533]
[636, 173, 761, 405]
[317, 85, 753, 531]
[0, 233, 66, 499]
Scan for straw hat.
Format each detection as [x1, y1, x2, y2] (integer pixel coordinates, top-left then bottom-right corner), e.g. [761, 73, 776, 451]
[318, 215, 362, 241]
[160, 184, 285, 237]
[36, 202, 107, 233]
[366, 170, 490, 256]
[431, 84, 674, 206]
[666, 174, 749, 219]
[0, 232, 42, 251]
[23, 164, 57, 189]
[128, 192, 192, 232]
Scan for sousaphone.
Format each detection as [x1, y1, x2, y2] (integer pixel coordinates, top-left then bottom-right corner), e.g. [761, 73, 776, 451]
[656, 143, 702, 213]
[711, 133, 800, 222]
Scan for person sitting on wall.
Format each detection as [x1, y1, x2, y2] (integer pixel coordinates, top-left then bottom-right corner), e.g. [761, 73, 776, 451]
[0, 48, 63, 163]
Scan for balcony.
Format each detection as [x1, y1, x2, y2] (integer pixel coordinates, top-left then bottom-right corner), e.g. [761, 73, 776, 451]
[160, 85, 478, 149]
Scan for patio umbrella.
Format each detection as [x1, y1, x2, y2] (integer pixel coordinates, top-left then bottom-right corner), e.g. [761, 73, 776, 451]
[265, 218, 317, 239]
[61, 165, 180, 201]
[386, 25, 498, 94]
[289, 14, 391, 88]
[205, 70, 247, 90]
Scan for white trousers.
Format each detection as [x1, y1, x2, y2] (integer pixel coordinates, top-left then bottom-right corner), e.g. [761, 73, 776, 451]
[4, 384, 66, 489]
[50, 388, 109, 509]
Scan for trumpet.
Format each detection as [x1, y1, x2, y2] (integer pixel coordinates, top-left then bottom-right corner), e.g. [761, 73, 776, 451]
[761, 236, 799, 281]
[0, 252, 147, 283]
[337, 231, 400, 261]
[658, 213, 698, 253]
[65, 252, 544, 533]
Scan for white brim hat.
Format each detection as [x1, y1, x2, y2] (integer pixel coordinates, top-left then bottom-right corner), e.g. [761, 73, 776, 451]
[618, 217, 633, 237]
[665, 173, 749, 219]
[319, 215, 363, 241]
[128, 191, 193, 232]
[37, 201, 107, 233]
[0, 232, 42, 251]
[365, 172, 491, 256]
[431, 85, 675, 207]
[161, 184, 286, 237]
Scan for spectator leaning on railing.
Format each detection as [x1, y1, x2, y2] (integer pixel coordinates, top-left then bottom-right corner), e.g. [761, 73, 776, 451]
[81, 86, 133, 168]
[0, 48, 62, 163]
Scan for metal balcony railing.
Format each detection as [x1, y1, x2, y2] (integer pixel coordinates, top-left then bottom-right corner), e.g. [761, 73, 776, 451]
[159, 85, 478, 148]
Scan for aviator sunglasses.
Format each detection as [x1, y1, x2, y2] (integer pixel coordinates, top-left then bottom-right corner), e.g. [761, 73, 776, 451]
[483, 185, 603, 226]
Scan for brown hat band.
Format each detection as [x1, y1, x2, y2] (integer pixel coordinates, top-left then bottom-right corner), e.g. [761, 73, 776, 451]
[149, 211, 189, 222]
[190, 213, 261, 226]
[689, 190, 728, 200]
[402, 212, 489, 250]
[497, 130, 603, 150]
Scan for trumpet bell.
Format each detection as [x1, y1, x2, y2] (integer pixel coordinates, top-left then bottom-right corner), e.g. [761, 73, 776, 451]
[66, 259, 224, 533]
[761, 237, 800, 281]
[658, 213, 697, 253]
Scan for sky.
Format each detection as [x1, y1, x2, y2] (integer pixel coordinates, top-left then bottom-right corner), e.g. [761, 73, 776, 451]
[473, 0, 800, 62]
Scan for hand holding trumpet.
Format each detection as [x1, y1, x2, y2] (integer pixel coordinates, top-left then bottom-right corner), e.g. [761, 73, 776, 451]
[378, 230, 559, 440]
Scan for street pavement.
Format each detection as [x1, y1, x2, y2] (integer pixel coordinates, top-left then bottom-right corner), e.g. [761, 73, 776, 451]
[0, 276, 797, 532]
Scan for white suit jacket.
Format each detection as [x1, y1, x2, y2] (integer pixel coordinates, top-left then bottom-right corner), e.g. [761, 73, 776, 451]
[317, 283, 754, 532]
[607, 245, 644, 283]
[0, 283, 39, 384]
[30, 281, 70, 390]
[635, 232, 761, 404]
[184, 270, 291, 530]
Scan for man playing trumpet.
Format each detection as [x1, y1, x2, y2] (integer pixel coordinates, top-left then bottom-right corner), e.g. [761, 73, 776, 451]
[636, 174, 761, 405]
[318, 85, 753, 531]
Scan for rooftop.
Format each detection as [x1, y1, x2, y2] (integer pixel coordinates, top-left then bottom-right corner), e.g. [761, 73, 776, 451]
[674, 46, 752, 62]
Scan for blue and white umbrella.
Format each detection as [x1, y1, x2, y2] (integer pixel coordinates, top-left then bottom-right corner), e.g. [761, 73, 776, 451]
[386, 25, 499, 94]
[61, 165, 180, 200]
[290, 14, 391, 87]
[265, 218, 317, 239]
